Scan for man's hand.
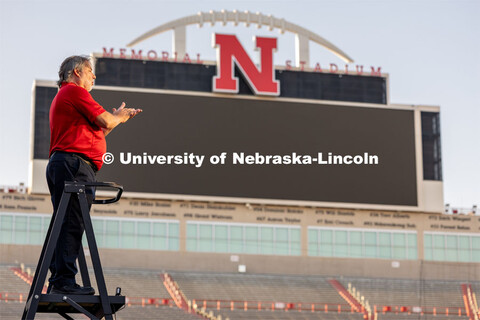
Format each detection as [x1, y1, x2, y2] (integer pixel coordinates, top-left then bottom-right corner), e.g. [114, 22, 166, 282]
[112, 102, 143, 122]
[95, 102, 143, 136]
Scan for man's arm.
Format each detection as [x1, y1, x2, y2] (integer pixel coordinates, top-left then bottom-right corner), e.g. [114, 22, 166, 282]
[101, 127, 112, 136]
[95, 102, 142, 136]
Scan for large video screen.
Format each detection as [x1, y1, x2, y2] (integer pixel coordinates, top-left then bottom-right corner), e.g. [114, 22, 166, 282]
[85, 89, 418, 206]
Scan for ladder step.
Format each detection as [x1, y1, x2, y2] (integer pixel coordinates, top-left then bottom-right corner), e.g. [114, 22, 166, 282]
[36, 294, 125, 318]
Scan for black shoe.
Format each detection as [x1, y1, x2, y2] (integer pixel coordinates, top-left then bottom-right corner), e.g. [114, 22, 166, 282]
[51, 283, 95, 295]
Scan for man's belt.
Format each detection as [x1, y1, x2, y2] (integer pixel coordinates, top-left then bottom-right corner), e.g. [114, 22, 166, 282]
[51, 151, 98, 172]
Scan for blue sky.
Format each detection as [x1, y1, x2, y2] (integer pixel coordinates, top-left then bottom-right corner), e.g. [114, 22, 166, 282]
[0, 0, 478, 208]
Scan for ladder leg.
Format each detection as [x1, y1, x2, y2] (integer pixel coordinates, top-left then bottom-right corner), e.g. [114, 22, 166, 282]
[79, 191, 114, 320]
[22, 192, 72, 320]
[78, 246, 92, 288]
[25, 205, 56, 297]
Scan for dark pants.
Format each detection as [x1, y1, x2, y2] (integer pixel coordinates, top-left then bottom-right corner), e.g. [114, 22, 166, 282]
[46, 152, 96, 287]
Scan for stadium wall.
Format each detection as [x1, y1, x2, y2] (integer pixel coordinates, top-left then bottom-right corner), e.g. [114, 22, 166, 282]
[1, 193, 478, 281]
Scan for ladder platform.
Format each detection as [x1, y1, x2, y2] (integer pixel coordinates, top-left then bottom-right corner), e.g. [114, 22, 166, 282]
[37, 294, 125, 317]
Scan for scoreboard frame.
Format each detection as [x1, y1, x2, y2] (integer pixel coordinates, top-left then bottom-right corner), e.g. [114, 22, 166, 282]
[29, 80, 443, 213]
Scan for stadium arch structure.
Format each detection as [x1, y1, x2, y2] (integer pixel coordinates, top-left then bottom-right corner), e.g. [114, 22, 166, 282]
[126, 9, 355, 67]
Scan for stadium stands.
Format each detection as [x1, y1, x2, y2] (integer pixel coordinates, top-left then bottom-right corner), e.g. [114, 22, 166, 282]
[115, 304, 201, 320]
[0, 264, 187, 320]
[0, 301, 198, 320]
[215, 309, 365, 319]
[341, 277, 475, 319]
[2, 264, 479, 320]
[170, 271, 347, 305]
[169, 271, 367, 319]
[373, 316, 467, 320]
[0, 265, 30, 293]
[92, 267, 171, 298]
[342, 277, 472, 308]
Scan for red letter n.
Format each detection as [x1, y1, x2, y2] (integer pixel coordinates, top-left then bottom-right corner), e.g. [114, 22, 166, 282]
[213, 34, 280, 96]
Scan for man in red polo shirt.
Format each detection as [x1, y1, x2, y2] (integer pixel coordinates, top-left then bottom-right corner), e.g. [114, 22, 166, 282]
[47, 55, 142, 295]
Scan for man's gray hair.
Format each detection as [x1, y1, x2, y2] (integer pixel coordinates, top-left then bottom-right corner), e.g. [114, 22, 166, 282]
[57, 55, 93, 87]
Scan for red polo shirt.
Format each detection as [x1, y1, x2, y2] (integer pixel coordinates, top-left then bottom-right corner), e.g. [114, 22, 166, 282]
[49, 82, 107, 170]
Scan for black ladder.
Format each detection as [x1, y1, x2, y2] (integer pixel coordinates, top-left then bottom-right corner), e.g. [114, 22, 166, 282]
[22, 181, 126, 320]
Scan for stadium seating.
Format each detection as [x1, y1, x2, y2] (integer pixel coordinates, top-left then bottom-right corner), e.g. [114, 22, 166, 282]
[169, 271, 347, 305]
[169, 271, 366, 319]
[215, 309, 364, 319]
[0, 301, 197, 320]
[341, 277, 472, 308]
[2, 264, 479, 320]
[340, 277, 474, 319]
[0, 265, 30, 293]
[0, 264, 182, 320]
[114, 304, 201, 320]
[91, 267, 171, 298]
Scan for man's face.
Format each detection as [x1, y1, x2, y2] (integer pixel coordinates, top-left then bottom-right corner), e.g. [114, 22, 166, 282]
[76, 62, 96, 92]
